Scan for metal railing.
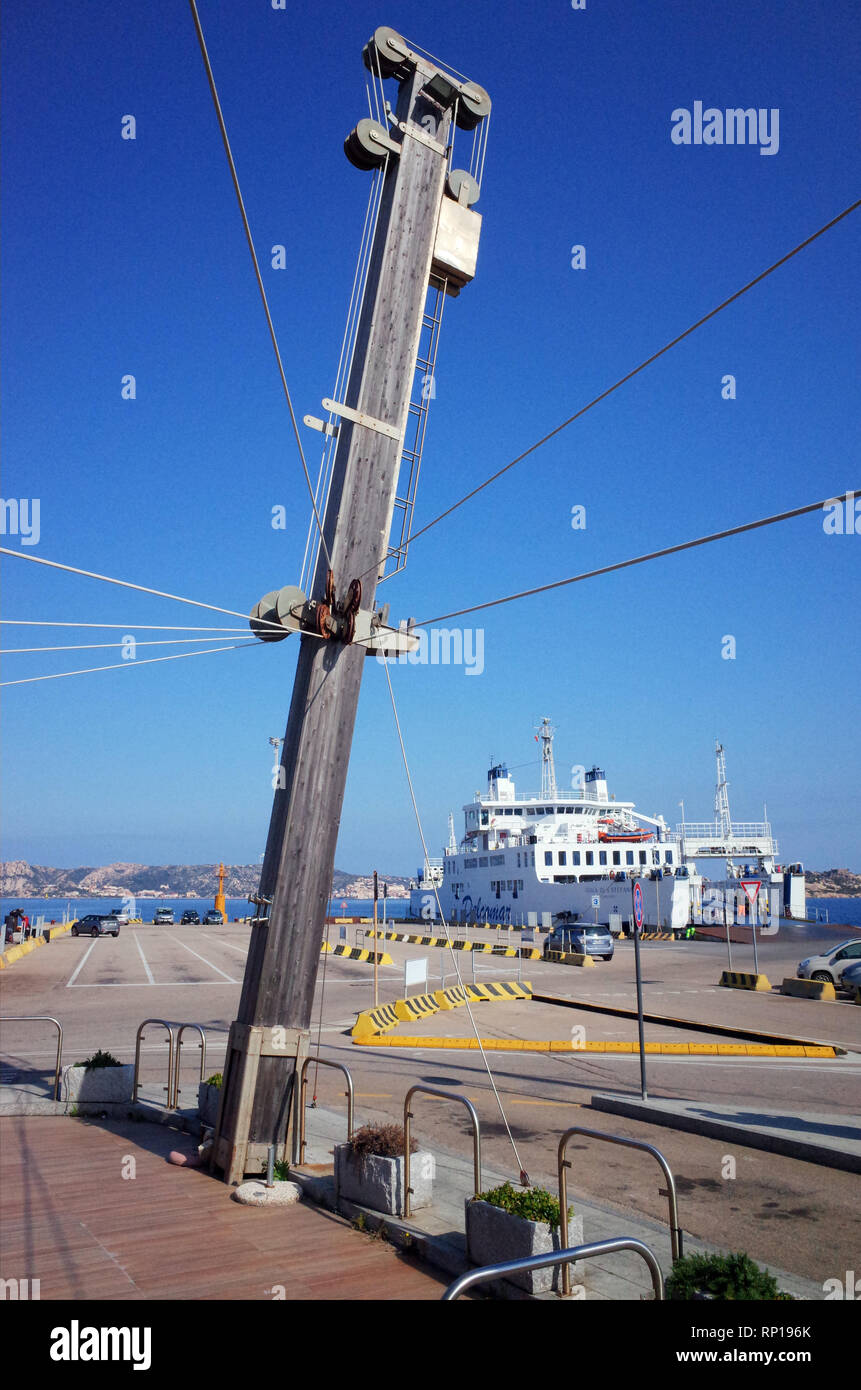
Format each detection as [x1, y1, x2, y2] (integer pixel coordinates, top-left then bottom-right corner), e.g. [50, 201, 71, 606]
[171, 1024, 207, 1108]
[133, 1019, 176, 1106]
[558, 1126, 682, 1296]
[296, 1057, 355, 1164]
[0, 1016, 63, 1100]
[403, 1085, 482, 1232]
[441, 1236, 664, 1300]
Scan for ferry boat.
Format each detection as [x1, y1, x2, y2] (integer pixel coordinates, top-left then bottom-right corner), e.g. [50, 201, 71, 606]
[409, 721, 805, 931]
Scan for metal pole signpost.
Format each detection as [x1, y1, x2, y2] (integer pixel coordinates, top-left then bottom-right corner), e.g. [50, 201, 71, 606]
[212, 28, 491, 1184]
[632, 879, 648, 1100]
[373, 870, 379, 1009]
[742, 879, 761, 975]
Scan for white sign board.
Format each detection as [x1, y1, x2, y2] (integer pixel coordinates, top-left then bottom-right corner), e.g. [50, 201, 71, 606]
[591, 895, 600, 908]
[404, 956, 428, 995]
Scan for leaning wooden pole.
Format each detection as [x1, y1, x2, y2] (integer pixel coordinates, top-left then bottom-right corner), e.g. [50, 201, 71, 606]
[212, 29, 489, 1182]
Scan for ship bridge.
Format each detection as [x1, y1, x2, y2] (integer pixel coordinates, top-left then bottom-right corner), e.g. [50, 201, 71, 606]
[675, 822, 777, 861]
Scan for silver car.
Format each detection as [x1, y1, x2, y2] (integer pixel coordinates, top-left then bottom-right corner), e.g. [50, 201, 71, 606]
[797, 938, 861, 986]
[838, 960, 861, 996]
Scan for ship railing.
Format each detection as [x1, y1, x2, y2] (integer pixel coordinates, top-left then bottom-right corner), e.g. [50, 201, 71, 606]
[676, 822, 772, 837]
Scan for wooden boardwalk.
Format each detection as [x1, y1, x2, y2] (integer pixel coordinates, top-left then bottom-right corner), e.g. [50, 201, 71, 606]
[0, 1118, 451, 1301]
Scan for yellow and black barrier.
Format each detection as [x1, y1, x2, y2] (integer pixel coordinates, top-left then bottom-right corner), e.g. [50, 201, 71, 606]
[395, 992, 439, 1022]
[433, 984, 468, 1010]
[464, 980, 532, 1002]
[368, 928, 540, 959]
[351, 1002, 401, 1038]
[0, 923, 73, 970]
[543, 950, 594, 968]
[780, 977, 836, 1002]
[719, 971, 772, 992]
[351, 980, 532, 1040]
[329, 944, 393, 965]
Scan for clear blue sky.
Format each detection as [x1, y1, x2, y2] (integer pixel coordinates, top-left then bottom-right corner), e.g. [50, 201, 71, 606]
[3, 0, 859, 874]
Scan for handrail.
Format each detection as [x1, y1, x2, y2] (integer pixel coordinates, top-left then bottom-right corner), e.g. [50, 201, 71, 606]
[403, 1085, 481, 1231]
[0, 1016, 63, 1101]
[558, 1126, 682, 1296]
[171, 1024, 207, 1108]
[133, 1019, 176, 1106]
[441, 1236, 664, 1301]
[296, 1057, 355, 1164]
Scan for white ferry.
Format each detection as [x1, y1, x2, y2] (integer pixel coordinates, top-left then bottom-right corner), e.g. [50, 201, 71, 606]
[410, 721, 805, 931]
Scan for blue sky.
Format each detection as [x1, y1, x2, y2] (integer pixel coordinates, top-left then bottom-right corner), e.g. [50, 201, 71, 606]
[2, 0, 859, 874]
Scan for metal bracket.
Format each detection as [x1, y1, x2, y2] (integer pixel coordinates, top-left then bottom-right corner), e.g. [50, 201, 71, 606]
[398, 121, 448, 156]
[321, 397, 403, 441]
[303, 415, 339, 438]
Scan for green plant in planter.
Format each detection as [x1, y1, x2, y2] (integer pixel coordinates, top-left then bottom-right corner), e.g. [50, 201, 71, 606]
[75, 1050, 122, 1070]
[348, 1123, 418, 1160]
[475, 1181, 573, 1230]
[203, 1072, 223, 1088]
[667, 1251, 782, 1301]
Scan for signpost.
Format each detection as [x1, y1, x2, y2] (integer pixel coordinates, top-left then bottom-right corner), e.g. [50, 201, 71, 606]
[591, 893, 600, 926]
[632, 880, 648, 1100]
[741, 879, 762, 974]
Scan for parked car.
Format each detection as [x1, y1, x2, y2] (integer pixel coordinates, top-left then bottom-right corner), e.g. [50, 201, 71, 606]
[110, 906, 131, 924]
[838, 960, 861, 994]
[72, 914, 120, 938]
[153, 908, 175, 925]
[202, 910, 225, 925]
[544, 922, 614, 962]
[180, 910, 201, 925]
[797, 938, 861, 985]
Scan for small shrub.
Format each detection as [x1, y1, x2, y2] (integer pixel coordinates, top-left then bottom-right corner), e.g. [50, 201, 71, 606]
[204, 1073, 223, 1088]
[475, 1180, 572, 1230]
[667, 1252, 782, 1301]
[75, 1050, 122, 1070]
[348, 1123, 418, 1161]
[272, 1158, 291, 1182]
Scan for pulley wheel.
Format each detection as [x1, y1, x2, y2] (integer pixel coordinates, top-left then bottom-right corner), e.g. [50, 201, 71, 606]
[341, 610, 356, 645]
[455, 82, 491, 130]
[363, 26, 410, 79]
[345, 119, 389, 172]
[250, 591, 288, 642]
[325, 569, 336, 609]
[315, 602, 333, 640]
[347, 578, 362, 614]
[446, 168, 480, 206]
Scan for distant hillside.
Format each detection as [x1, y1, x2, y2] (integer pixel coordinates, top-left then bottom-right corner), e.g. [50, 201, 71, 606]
[0, 861, 412, 900]
[804, 868, 861, 898]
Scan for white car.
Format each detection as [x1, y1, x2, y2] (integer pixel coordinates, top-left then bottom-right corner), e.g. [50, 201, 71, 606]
[797, 938, 861, 985]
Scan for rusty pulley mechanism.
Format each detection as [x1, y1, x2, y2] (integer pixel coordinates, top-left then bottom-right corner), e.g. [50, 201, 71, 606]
[249, 576, 417, 656]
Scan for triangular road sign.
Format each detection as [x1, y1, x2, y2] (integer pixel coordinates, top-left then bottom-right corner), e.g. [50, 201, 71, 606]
[741, 879, 761, 906]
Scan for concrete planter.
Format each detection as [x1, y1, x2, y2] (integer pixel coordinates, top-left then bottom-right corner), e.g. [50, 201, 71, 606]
[62, 1064, 134, 1104]
[465, 1198, 583, 1295]
[334, 1143, 434, 1217]
[198, 1082, 222, 1128]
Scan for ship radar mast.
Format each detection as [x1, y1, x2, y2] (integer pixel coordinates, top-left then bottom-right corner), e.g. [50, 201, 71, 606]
[714, 741, 732, 841]
[448, 811, 457, 852]
[536, 716, 557, 799]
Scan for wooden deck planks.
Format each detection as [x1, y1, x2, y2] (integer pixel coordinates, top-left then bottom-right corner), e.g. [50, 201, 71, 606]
[0, 1118, 449, 1301]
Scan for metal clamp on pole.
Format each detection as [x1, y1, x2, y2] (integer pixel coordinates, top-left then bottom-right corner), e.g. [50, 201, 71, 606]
[133, 1019, 177, 1107]
[403, 1085, 481, 1241]
[441, 1237, 664, 1301]
[171, 1023, 207, 1108]
[296, 1056, 355, 1165]
[0, 1016, 63, 1101]
[558, 1126, 683, 1296]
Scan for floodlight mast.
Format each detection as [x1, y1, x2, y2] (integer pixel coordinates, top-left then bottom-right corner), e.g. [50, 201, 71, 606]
[212, 29, 490, 1183]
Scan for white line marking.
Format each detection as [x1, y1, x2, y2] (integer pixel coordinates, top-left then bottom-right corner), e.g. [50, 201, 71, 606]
[133, 931, 155, 985]
[66, 981, 237, 988]
[166, 934, 238, 982]
[198, 932, 246, 956]
[66, 940, 97, 987]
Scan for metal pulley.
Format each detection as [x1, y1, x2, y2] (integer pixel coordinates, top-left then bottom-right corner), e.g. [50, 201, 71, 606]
[455, 82, 491, 130]
[362, 26, 411, 80]
[447, 168, 480, 207]
[344, 117, 401, 171]
[249, 585, 305, 642]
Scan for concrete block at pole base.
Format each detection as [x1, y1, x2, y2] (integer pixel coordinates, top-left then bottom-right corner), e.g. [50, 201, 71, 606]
[780, 977, 837, 1002]
[719, 971, 772, 992]
[62, 1064, 135, 1103]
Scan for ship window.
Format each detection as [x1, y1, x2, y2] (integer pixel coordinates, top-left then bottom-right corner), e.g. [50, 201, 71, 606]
[612, 851, 621, 865]
[558, 851, 566, 866]
[556, 807, 565, 814]
[527, 808, 535, 816]
[480, 812, 489, 826]
[536, 808, 545, 816]
[586, 852, 594, 866]
[599, 851, 607, 865]
[575, 807, 583, 814]
[665, 851, 673, 863]
[479, 856, 488, 867]
[572, 852, 581, 865]
[639, 851, 647, 865]
[626, 851, 634, 865]
[544, 852, 553, 866]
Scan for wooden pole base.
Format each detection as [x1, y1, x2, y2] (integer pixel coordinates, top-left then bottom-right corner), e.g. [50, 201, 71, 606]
[211, 1022, 310, 1185]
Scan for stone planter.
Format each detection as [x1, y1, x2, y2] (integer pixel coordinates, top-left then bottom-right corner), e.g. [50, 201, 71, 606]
[62, 1064, 134, 1104]
[465, 1198, 583, 1295]
[198, 1082, 222, 1128]
[334, 1143, 434, 1217]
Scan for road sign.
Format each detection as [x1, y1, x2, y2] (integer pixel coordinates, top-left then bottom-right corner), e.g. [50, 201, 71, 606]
[633, 881, 644, 930]
[341, 900, 348, 913]
[591, 894, 600, 908]
[740, 880, 761, 906]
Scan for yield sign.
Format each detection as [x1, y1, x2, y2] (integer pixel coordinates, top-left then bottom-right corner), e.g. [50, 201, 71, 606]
[741, 880, 761, 907]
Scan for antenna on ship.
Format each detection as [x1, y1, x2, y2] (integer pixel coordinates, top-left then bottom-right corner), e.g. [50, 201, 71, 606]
[448, 811, 457, 852]
[536, 716, 557, 798]
[714, 741, 732, 840]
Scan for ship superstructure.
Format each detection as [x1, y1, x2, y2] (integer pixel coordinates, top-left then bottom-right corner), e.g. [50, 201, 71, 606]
[410, 725, 805, 929]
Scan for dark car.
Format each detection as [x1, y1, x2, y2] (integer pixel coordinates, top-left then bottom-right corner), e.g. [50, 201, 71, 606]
[544, 922, 614, 962]
[180, 910, 201, 925]
[72, 914, 120, 939]
[202, 910, 224, 925]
